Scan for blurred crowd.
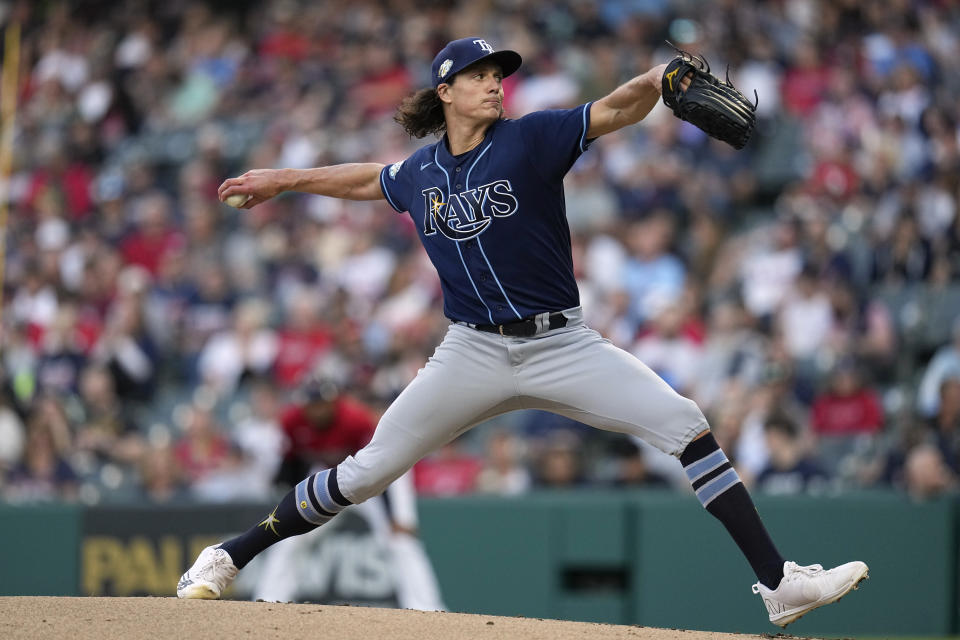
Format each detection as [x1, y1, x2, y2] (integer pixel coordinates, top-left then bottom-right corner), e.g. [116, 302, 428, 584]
[2, 0, 960, 506]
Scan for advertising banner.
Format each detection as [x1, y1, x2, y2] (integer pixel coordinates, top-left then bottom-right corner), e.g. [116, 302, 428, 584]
[81, 502, 398, 606]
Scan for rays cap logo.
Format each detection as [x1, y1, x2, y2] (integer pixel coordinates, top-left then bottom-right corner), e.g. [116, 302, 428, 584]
[438, 59, 453, 79]
[431, 36, 522, 87]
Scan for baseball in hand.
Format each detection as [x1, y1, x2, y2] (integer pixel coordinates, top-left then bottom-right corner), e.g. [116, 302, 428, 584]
[224, 193, 252, 208]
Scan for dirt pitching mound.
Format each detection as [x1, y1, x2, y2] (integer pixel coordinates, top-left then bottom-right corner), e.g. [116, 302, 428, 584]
[0, 597, 775, 640]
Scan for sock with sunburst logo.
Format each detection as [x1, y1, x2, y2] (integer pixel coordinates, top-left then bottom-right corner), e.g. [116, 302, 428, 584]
[219, 468, 351, 569]
[680, 433, 784, 589]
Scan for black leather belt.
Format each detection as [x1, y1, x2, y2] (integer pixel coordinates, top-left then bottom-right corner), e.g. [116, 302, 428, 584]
[471, 311, 568, 337]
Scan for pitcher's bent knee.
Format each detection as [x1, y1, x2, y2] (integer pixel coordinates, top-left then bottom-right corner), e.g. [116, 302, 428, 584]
[664, 396, 710, 458]
[336, 451, 412, 504]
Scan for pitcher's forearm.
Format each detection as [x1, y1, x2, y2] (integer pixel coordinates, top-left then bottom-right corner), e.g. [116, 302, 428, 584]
[218, 162, 386, 207]
[284, 163, 386, 200]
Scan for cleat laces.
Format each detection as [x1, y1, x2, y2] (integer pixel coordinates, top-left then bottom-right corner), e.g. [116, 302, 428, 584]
[197, 549, 237, 585]
[783, 562, 823, 579]
[751, 562, 823, 594]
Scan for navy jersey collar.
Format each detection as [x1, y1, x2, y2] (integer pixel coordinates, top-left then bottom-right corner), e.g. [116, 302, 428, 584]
[436, 119, 503, 167]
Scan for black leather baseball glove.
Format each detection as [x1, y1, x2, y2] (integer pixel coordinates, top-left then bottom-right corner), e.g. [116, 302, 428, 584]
[661, 46, 758, 150]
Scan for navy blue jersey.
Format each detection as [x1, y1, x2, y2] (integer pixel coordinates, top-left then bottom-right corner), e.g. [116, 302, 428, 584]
[380, 103, 595, 325]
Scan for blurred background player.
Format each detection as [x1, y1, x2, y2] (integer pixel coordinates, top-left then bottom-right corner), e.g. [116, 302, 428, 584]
[255, 375, 444, 610]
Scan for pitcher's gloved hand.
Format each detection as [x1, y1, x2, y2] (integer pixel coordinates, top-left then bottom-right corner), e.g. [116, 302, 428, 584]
[661, 45, 758, 150]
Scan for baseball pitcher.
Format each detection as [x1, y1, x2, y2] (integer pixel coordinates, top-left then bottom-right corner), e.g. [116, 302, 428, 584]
[179, 37, 867, 627]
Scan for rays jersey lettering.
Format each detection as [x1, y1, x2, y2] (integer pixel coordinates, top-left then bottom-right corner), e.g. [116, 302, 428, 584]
[421, 180, 517, 240]
[377, 102, 595, 325]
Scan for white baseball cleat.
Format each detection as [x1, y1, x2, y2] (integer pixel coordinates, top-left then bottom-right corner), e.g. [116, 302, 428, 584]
[177, 545, 238, 599]
[752, 560, 869, 627]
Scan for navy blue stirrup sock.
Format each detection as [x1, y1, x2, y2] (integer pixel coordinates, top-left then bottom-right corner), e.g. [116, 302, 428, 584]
[680, 433, 785, 589]
[220, 468, 351, 569]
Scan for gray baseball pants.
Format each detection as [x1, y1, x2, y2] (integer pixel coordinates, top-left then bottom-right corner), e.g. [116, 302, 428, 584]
[337, 307, 708, 503]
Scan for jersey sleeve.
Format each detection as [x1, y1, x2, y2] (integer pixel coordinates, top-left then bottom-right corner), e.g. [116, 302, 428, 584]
[379, 156, 416, 213]
[516, 101, 595, 181]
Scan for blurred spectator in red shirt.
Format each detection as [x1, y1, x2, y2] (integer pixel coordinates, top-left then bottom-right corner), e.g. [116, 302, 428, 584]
[258, 4, 312, 62]
[349, 44, 413, 120]
[121, 192, 185, 276]
[807, 145, 859, 202]
[273, 296, 333, 388]
[24, 147, 95, 221]
[414, 440, 483, 496]
[812, 361, 884, 436]
[173, 404, 231, 483]
[781, 38, 830, 117]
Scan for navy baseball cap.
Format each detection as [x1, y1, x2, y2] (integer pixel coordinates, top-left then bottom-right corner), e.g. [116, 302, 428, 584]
[431, 37, 522, 87]
[299, 377, 340, 404]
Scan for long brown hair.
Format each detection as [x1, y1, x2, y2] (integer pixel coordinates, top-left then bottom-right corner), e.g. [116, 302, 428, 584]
[394, 85, 448, 138]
